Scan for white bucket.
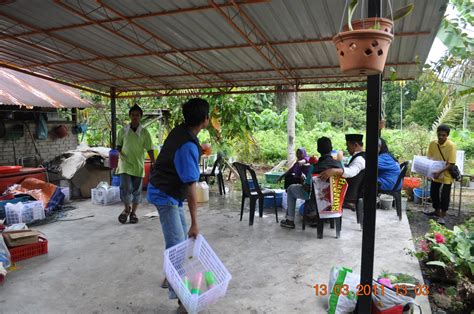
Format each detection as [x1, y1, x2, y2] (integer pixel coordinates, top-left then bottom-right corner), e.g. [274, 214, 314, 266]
[380, 194, 393, 210]
[196, 182, 209, 203]
[401, 197, 408, 211]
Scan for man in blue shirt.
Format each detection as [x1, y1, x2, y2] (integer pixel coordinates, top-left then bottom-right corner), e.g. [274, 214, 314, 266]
[147, 98, 209, 311]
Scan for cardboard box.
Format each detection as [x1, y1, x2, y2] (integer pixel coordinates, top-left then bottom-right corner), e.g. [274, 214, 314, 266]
[71, 165, 110, 198]
[3, 230, 40, 248]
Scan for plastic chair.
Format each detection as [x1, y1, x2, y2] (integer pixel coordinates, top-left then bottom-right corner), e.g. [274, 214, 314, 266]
[200, 154, 226, 195]
[378, 161, 410, 221]
[346, 170, 366, 225]
[302, 182, 342, 238]
[233, 162, 278, 225]
[358, 161, 410, 225]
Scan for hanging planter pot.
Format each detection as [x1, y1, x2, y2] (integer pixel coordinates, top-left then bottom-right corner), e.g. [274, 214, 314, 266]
[333, 18, 394, 76]
[332, 0, 414, 76]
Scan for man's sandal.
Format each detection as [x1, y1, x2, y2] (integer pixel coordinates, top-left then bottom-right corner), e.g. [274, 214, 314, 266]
[118, 211, 129, 224]
[129, 212, 138, 224]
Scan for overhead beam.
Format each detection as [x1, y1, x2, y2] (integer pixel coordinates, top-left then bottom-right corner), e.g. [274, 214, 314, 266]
[116, 86, 367, 98]
[210, 0, 294, 86]
[72, 62, 418, 84]
[98, 0, 235, 88]
[117, 76, 415, 92]
[0, 0, 270, 39]
[22, 31, 430, 69]
[55, 0, 219, 89]
[0, 11, 167, 94]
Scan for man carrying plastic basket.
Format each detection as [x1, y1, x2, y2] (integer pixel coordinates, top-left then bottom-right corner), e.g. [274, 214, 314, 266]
[147, 98, 209, 313]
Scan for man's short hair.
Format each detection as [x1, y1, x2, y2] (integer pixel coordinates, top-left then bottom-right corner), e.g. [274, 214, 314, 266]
[345, 133, 364, 146]
[129, 104, 143, 116]
[437, 124, 451, 135]
[317, 136, 333, 155]
[182, 98, 210, 127]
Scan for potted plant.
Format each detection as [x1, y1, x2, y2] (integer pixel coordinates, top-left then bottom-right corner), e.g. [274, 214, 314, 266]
[333, 0, 414, 75]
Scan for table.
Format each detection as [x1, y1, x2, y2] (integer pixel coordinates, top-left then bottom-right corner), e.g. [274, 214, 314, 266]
[451, 174, 472, 216]
[0, 167, 47, 193]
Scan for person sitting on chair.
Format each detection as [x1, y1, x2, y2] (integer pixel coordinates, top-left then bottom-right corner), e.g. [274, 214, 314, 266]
[319, 134, 366, 210]
[280, 137, 342, 229]
[378, 138, 401, 191]
[278, 147, 310, 189]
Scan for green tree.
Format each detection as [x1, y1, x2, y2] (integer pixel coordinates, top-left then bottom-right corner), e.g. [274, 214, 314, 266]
[298, 90, 366, 130]
[402, 72, 447, 128]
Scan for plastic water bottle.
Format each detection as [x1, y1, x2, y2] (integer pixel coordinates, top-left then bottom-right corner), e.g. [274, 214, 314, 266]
[191, 272, 204, 295]
[204, 271, 217, 289]
[109, 149, 119, 169]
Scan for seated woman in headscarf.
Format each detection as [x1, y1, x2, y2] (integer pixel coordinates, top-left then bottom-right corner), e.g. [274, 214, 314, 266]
[378, 138, 401, 191]
[278, 147, 310, 189]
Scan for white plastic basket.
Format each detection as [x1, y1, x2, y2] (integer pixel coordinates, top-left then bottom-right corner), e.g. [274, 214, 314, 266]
[91, 187, 120, 206]
[5, 201, 45, 225]
[103, 186, 120, 205]
[164, 234, 232, 314]
[91, 188, 104, 205]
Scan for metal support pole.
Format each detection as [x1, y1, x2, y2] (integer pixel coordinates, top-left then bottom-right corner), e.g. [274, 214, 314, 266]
[400, 84, 403, 130]
[110, 87, 117, 149]
[358, 1, 381, 313]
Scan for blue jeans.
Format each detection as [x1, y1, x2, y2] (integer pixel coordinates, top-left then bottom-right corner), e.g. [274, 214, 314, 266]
[119, 174, 143, 204]
[156, 203, 187, 299]
[286, 184, 310, 221]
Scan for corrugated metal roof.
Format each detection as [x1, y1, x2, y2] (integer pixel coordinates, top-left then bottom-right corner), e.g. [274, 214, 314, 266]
[0, 0, 448, 95]
[0, 68, 92, 108]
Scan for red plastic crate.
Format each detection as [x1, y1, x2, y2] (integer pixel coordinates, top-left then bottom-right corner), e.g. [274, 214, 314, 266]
[9, 236, 48, 263]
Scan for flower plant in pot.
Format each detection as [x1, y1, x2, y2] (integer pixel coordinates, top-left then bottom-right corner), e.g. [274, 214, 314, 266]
[333, 0, 414, 75]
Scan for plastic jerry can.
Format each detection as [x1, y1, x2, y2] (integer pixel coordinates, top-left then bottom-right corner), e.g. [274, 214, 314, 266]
[196, 182, 209, 202]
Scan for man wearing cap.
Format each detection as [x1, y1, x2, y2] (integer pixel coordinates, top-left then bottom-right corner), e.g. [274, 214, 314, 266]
[280, 137, 343, 229]
[319, 134, 366, 209]
[116, 104, 155, 224]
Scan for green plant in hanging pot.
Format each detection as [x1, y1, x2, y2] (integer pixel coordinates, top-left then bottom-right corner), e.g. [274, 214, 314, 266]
[333, 0, 414, 75]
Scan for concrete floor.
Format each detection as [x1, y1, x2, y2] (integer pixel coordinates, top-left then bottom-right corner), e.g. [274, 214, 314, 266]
[1, 188, 430, 314]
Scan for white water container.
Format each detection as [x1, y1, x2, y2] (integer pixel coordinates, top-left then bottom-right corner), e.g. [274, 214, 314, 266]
[196, 182, 209, 203]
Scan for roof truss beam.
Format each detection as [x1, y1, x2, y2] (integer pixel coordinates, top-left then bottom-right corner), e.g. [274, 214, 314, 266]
[0, 0, 271, 39]
[0, 11, 168, 94]
[71, 62, 418, 85]
[209, 0, 295, 86]
[97, 0, 235, 89]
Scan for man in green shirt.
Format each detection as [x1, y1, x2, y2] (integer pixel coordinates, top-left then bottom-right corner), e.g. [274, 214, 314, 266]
[116, 104, 155, 224]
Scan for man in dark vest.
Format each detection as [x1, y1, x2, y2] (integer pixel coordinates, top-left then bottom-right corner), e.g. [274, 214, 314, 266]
[147, 98, 209, 310]
[319, 134, 366, 209]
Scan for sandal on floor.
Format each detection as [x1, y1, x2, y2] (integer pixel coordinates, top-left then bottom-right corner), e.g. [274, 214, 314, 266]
[118, 211, 129, 224]
[129, 212, 138, 224]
